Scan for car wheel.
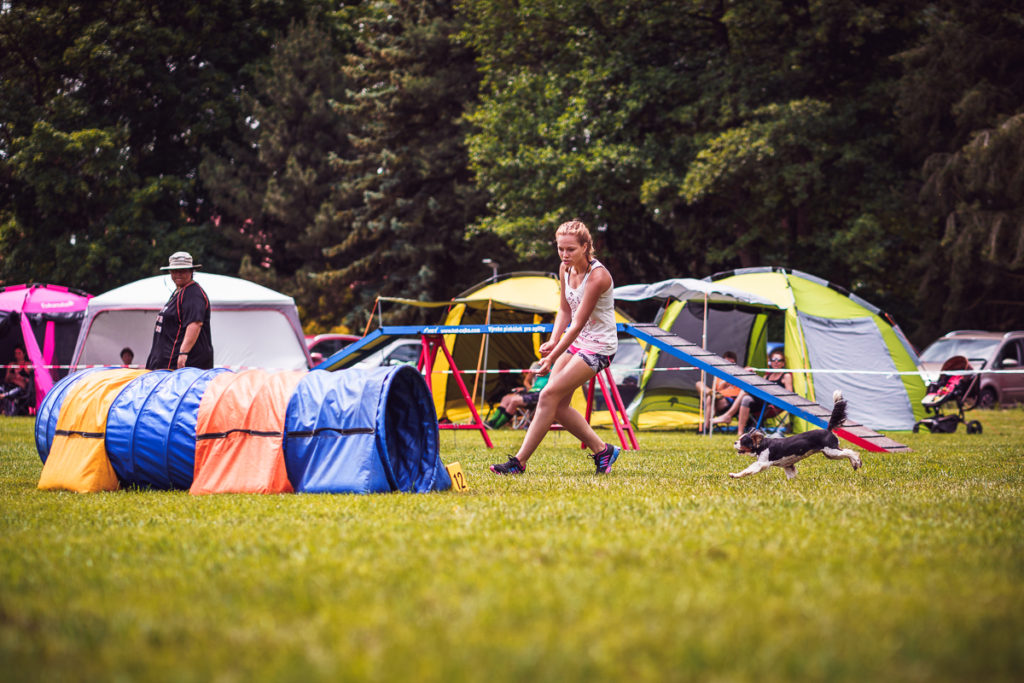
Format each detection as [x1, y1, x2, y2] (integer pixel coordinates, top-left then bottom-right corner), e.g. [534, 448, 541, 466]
[977, 387, 998, 410]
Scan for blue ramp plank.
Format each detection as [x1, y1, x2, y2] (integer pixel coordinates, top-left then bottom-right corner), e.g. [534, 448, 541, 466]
[624, 323, 909, 453]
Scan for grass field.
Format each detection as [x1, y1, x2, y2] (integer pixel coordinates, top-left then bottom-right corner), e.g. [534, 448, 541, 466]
[1, 411, 1022, 682]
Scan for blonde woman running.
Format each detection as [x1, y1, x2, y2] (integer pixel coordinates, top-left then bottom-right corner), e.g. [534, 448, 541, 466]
[490, 220, 621, 475]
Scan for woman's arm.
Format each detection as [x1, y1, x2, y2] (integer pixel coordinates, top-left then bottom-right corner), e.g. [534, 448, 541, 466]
[537, 264, 572, 357]
[535, 267, 611, 375]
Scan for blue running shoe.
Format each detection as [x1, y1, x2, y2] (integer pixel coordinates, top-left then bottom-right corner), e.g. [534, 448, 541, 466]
[593, 443, 620, 474]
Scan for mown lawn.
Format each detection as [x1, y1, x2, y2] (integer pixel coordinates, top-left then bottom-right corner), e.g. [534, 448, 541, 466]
[1, 410, 1022, 682]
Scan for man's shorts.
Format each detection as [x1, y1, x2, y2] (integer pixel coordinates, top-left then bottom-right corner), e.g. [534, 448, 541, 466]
[522, 391, 541, 408]
[566, 344, 615, 374]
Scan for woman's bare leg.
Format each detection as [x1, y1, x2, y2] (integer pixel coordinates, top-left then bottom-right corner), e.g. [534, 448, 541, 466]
[553, 395, 606, 453]
[737, 402, 751, 432]
[513, 353, 598, 464]
[713, 391, 745, 423]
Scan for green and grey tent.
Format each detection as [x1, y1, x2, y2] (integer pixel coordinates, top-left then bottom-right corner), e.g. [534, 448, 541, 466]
[616, 268, 926, 431]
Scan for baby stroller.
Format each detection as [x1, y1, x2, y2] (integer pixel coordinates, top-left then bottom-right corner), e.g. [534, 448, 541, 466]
[913, 355, 982, 434]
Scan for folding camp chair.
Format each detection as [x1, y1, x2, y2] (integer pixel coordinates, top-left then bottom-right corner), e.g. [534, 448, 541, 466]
[753, 402, 790, 435]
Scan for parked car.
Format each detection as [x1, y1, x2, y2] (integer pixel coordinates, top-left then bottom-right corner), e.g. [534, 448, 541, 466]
[918, 330, 1024, 408]
[305, 333, 360, 365]
[351, 338, 422, 369]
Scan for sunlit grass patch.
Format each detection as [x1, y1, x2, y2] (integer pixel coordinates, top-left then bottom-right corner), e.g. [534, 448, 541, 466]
[1, 409, 1022, 682]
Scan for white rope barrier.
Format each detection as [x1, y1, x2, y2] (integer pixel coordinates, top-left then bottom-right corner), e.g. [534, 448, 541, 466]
[4, 363, 1023, 377]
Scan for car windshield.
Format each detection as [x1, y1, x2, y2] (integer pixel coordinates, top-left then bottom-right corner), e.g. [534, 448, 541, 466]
[387, 343, 420, 365]
[919, 338, 1000, 363]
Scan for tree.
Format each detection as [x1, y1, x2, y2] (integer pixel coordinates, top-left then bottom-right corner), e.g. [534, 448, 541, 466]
[317, 0, 494, 329]
[0, 0, 309, 293]
[200, 13, 362, 331]
[460, 0, 927, 314]
[895, 1, 1024, 338]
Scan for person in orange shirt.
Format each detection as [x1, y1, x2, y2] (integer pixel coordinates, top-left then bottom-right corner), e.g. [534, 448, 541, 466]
[697, 350, 741, 431]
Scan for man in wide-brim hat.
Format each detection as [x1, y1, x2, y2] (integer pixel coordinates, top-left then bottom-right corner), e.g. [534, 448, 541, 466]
[145, 251, 214, 370]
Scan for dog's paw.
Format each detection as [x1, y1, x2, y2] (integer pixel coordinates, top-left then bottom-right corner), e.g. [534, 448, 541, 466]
[851, 457, 862, 470]
[728, 472, 742, 478]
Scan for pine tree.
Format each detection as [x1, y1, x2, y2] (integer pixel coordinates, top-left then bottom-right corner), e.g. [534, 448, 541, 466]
[200, 14, 361, 329]
[318, 0, 493, 328]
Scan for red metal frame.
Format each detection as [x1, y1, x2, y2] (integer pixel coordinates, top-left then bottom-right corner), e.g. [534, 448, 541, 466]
[418, 335, 493, 449]
[416, 334, 637, 451]
[583, 366, 639, 451]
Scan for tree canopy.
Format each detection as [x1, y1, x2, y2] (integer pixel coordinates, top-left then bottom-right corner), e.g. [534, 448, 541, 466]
[2, 0, 1022, 343]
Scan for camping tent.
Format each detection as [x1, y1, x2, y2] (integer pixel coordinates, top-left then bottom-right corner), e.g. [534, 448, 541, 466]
[71, 273, 311, 371]
[620, 268, 927, 431]
[424, 273, 632, 422]
[0, 283, 92, 408]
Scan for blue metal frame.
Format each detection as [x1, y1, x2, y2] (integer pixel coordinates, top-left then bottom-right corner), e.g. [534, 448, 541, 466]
[621, 323, 828, 430]
[314, 321, 829, 431]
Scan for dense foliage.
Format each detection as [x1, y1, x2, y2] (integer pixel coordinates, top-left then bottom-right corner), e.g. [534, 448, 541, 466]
[2, 0, 1022, 342]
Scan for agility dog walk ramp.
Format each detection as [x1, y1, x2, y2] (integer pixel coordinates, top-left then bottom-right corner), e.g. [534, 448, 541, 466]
[624, 323, 909, 453]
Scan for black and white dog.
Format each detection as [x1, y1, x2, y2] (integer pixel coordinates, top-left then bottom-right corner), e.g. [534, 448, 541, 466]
[729, 390, 862, 480]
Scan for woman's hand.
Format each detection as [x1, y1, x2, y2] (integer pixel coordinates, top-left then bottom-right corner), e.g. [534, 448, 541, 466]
[534, 356, 553, 376]
[538, 339, 556, 357]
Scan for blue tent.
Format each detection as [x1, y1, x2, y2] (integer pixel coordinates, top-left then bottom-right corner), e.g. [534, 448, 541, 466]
[105, 368, 231, 489]
[34, 367, 105, 462]
[284, 366, 449, 494]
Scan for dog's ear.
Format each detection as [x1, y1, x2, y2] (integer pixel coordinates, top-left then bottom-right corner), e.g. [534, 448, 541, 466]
[749, 430, 766, 448]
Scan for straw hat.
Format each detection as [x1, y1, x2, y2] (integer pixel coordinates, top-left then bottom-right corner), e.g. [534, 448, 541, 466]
[160, 251, 202, 270]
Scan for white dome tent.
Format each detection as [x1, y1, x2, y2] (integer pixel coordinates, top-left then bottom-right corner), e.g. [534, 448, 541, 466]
[71, 273, 311, 371]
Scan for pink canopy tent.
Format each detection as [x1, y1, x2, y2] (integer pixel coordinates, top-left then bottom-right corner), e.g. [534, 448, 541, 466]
[0, 283, 92, 408]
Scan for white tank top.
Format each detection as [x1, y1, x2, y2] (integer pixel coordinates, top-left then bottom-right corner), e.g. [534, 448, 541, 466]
[563, 259, 618, 356]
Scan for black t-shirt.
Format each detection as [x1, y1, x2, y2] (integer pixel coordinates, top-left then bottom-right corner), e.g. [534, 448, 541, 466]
[145, 280, 214, 370]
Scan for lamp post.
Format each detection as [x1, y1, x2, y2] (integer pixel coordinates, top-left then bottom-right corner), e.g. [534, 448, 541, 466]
[482, 258, 499, 282]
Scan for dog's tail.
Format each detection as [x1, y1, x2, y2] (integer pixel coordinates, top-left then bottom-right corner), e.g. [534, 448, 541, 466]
[828, 390, 848, 431]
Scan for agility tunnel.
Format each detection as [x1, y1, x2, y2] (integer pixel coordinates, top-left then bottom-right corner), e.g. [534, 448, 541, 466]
[190, 369, 304, 495]
[34, 365, 450, 495]
[35, 367, 105, 462]
[284, 366, 449, 494]
[37, 368, 148, 492]
[105, 367, 231, 489]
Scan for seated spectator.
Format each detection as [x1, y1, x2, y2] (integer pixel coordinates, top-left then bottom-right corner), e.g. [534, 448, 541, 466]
[486, 361, 549, 429]
[714, 351, 793, 432]
[696, 350, 741, 430]
[121, 347, 135, 367]
[2, 346, 33, 415]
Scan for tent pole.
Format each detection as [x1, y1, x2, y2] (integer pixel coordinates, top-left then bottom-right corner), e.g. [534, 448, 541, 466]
[471, 300, 492, 407]
[700, 292, 710, 435]
[362, 298, 379, 338]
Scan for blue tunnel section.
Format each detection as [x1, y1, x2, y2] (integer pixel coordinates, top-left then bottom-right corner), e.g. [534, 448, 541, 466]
[105, 367, 230, 489]
[284, 365, 449, 494]
[34, 364, 449, 495]
[35, 367, 105, 463]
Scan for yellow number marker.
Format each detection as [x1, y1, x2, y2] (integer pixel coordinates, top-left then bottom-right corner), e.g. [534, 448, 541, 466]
[445, 462, 468, 492]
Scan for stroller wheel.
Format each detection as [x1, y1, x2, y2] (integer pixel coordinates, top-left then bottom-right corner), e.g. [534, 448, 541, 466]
[912, 422, 921, 433]
[966, 420, 983, 435]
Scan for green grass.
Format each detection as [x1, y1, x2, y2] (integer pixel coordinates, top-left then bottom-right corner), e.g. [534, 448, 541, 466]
[2, 411, 1023, 682]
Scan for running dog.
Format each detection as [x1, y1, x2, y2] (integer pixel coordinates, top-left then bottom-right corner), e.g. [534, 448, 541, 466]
[729, 390, 862, 480]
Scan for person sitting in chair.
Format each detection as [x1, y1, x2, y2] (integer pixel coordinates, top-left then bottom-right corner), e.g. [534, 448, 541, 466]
[696, 350, 741, 431]
[713, 350, 793, 432]
[2, 346, 33, 415]
[486, 361, 549, 429]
